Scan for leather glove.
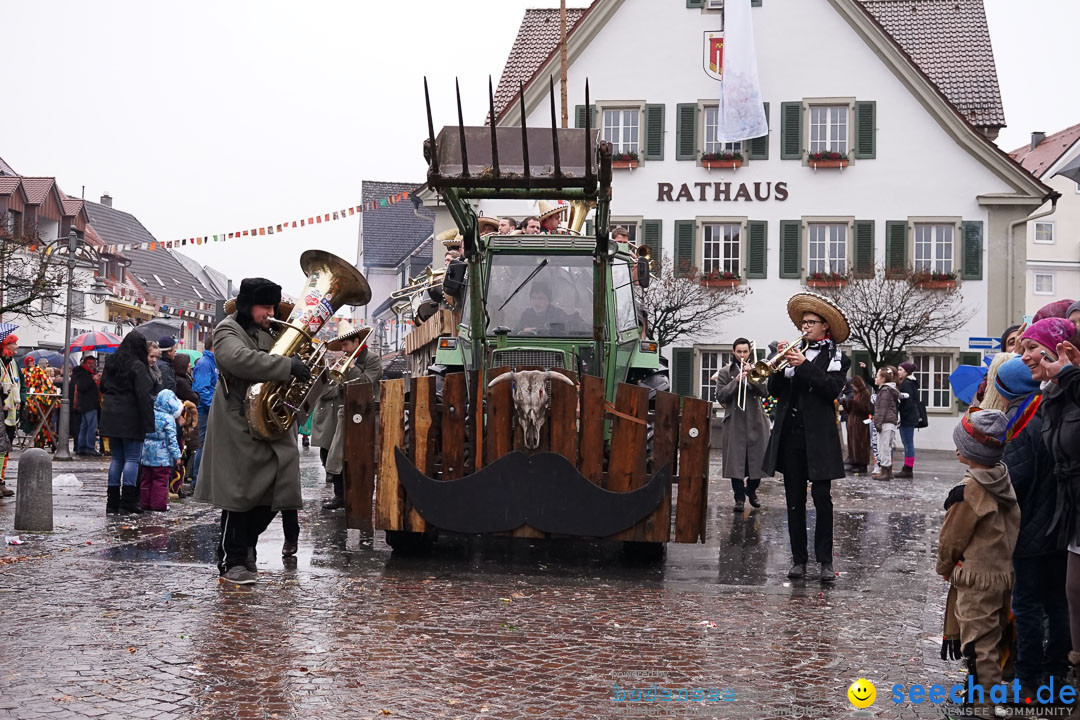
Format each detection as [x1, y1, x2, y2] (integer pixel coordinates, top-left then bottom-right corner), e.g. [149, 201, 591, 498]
[290, 356, 312, 383]
[940, 636, 962, 661]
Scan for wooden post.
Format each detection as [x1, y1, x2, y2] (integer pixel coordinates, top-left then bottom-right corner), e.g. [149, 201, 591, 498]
[343, 382, 376, 532]
[674, 396, 710, 543]
[609, 383, 649, 541]
[578, 374, 605, 486]
[441, 373, 467, 481]
[638, 390, 680, 542]
[486, 368, 513, 463]
[407, 376, 437, 532]
[549, 369, 578, 461]
[374, 379, 406, 531]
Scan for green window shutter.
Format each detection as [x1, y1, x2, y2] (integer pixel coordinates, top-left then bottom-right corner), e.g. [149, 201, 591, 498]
[854, 101, 876, 159]
[686, 0, 704, 7]
[673, 220, 695, 277]
[959, 352, 982, 367]
[675, 103, 698, 161]
[961, 221, 983, 280]
[644, 103, 665, 161]
[747, 102, 770, 160]
[672, 348, 693, 396]
[745, 220, 767, 279]
[851, 349, 873, 379]
[780, 102, 802, 160]
[642, 219, 662, 266]
[779, 220, 801, 278]
[585, 219, 595, 238]
[751, 0, 763, 6]
[574, 104, 596, 129]
[853, 220, 875, 277]
[885, 221, 908, 273]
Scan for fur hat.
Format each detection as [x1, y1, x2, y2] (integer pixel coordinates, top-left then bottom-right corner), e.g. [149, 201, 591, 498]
[237, 278, 282, 308]
[953, 409, 1007, 465]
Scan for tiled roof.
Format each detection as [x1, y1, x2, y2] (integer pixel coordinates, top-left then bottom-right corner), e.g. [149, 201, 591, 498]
[361, 180, 434, 268]
[85, 200, 223, 315]
[20, 177, 58, 205]
[0, 177, 22, 195]
[61, 197, 85, 217]
[494, 1, 1005, 130]
[0, 156, 16, 176]
[1009, 123, 1080, 179]
[492, 7, 589, 122]
[860, 0, 1005, 128]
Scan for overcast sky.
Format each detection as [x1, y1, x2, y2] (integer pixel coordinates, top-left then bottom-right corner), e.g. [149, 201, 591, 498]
[3, 0, 1076, 293]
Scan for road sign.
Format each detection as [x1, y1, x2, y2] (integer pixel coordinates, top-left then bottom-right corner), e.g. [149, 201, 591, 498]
[968, 337, 1000, 350]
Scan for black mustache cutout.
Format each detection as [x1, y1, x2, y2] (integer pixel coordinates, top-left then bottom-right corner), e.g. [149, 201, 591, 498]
[394, 447, 669, 537]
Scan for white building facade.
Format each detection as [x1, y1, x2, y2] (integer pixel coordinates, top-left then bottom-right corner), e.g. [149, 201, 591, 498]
[491, 0, 1049, 449]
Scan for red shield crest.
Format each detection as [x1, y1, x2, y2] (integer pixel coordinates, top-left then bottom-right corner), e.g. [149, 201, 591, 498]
[703, 31, 724, 81]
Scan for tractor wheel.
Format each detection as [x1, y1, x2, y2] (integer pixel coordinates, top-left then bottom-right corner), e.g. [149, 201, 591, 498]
[622, 541, 666, 563]
[385, 529, 437, 554]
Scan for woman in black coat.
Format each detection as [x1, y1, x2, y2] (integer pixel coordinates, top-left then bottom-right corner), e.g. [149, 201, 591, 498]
[896, 362, 922, 478]
[98, 333, 155, 514]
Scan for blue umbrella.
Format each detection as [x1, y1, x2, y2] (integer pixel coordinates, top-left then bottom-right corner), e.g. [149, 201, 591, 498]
[948, 357, 993, 405]
[23, 349, 74, 369]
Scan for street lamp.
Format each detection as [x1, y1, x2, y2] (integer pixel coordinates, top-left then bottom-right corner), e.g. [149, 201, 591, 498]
[52, 228, 111, 461]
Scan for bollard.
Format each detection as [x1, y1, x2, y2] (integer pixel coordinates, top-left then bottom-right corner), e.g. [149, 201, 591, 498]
[14, 448, 53, 531]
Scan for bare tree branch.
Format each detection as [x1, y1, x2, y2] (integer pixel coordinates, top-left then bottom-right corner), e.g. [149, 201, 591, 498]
[0, 212, 88, 325]
[642, 256, 751, 348]
[814, 266, 976, 367]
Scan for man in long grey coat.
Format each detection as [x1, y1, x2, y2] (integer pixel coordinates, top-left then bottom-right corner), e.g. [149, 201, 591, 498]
[194, 277, 312, 585]
[714, 337, 773, 512]
[311, 320, 381, 510]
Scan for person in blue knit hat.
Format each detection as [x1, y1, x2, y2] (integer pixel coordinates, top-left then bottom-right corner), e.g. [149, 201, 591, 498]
[994, 356, 1042, 402]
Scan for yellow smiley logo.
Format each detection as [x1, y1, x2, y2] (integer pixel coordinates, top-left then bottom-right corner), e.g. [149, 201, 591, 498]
[847, 678, 876, 709]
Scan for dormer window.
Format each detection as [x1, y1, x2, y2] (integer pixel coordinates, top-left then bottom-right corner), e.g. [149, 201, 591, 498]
[153, 274, 165, 287]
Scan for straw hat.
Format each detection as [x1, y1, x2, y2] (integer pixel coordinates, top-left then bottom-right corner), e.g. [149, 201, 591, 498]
[786, 292, 850, 344]
[477, 216, 499, 235]
[223, 297, 295, 320]
[326, 319, 370, 351]
[436, 228, 462, 250]
[537, 200, 569, 223]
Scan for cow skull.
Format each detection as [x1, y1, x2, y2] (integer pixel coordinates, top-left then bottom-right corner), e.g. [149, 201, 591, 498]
[487, 370, 577, 450]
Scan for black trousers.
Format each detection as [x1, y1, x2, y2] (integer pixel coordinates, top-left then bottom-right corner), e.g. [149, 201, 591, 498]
[217, 507, 277, 573]
[780, 419, 834, 565]
[730, 477, 761, 502]
[280, 509, 299, 543]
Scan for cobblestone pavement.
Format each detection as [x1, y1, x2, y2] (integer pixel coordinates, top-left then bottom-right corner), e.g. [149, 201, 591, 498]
[0, 446, 984, 719]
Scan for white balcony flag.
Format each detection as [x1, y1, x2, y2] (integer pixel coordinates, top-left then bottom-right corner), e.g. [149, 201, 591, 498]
[717, 0, 767, 142]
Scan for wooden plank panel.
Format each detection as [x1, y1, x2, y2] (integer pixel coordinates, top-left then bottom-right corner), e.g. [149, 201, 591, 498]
[486, 368, 514, 463]
[406, 376, 437, 532]
[441, 372, 467, 481]
[638, 390, 680, 542]
[374, 379, 406, 531]
[674, 396, 710, 543]
[470, 369, 484, 472]
[549, 369, 578, 462]
[578, 374, 606, 487]
[608, 383, 649, 541]
[343, 382, 376, 532]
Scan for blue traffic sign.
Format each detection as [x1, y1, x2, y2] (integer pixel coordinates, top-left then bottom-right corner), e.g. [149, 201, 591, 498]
[968, 337, 1000, 350]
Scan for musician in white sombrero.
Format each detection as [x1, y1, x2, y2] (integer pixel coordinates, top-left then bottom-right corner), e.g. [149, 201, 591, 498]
[537, 200, 569, 234]
[761, 292, 851, 584]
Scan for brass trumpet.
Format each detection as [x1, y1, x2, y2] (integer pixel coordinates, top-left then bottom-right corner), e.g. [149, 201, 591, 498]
[389, 266, 445, 301]
[747, 333, 810, 384]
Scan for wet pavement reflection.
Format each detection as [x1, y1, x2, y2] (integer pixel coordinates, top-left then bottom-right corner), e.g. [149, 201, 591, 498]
[0, 447, 965, 719]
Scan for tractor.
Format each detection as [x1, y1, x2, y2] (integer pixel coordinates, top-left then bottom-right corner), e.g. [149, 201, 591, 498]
[342, 81, 711, 556]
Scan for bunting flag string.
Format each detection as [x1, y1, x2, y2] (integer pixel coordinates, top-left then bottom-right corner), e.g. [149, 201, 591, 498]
[100, 189, 415, 255]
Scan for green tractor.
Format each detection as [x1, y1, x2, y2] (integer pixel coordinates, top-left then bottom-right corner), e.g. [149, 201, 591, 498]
[343, 81, 710, 555]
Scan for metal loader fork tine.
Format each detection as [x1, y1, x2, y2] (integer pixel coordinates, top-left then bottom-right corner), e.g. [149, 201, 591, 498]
[549, 76, 561, 179]
[456, 77, 469, 176]
[488, 75, 500, 178]
[424, 76, 439, 174]
[519, 81, 530, 180]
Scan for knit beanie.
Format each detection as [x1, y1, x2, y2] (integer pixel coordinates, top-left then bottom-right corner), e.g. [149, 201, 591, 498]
[899, 361, 917, 375]
[994, 356, 1040, 400]
[1033, 299, 1075, 323]
[1067, 300, 1080, 321]
[953, 409, 1007, 465]
[1021, 317, 1076, 353]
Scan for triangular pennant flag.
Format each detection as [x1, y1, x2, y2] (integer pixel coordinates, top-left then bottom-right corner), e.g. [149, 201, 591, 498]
[258, 228, 265, 236]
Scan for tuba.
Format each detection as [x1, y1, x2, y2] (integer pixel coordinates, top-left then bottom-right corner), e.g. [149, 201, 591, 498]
[567, 199, 595, 235]
[246, 250, 372, 440]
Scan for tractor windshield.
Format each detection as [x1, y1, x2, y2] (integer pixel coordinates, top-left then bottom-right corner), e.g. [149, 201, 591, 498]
[486, 254, 593, 337]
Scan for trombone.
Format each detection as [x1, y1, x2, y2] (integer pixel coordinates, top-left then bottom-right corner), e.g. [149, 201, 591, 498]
[736, 340, 756, 411]
[747, 333, 810, 384]
[388, 266, 446, 301]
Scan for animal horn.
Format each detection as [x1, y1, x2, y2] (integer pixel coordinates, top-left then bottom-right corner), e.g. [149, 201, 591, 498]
[548, 371, 577, 387]
[487, 371, 516, 388]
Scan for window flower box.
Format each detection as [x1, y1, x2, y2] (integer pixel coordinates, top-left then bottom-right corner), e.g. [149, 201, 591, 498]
[702, 152, 743, 170]
[808, 151, 849, 169]
[912, 271, 957, 290]
[700, 271, 740, 289]
[806, 272, 848, 288]
[612, 152, 639, 170]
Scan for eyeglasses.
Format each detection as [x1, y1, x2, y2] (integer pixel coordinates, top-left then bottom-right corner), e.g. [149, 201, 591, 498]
[800, 319, 824, 327]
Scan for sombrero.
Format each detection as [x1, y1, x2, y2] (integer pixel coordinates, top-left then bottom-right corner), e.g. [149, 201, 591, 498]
[477, 216, 499, 235]
[786, 292, 850, 344]
[537, 200, 569, 223]
[326, 319, 370, 351]
[437, 228, 462, 250]
[223, 297, 295, 321]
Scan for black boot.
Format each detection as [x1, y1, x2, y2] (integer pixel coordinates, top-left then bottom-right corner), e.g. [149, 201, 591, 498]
[746, 490, 761, 509]
[120, 485, 143, 514]
[106, 485, 120, 514]
[322, 475, 345, 510]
